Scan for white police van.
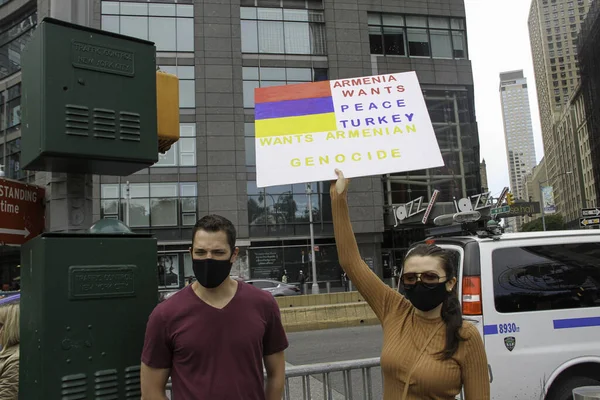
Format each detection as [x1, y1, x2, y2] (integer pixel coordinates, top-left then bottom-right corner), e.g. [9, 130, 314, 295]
[411, 221, 600, 400]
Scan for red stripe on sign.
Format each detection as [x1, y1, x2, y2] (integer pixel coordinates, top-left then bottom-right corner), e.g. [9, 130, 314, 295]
[255, 81, 332, 104]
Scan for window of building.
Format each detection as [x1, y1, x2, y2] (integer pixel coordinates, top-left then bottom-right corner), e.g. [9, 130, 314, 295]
[368, 13, 467, 59]
[0, 138, 21, 180]
[242, 0, 324, 8]
[0, 83, 22, 134]
[158, 65, 195, 108]
[245, 122, 256, 166]
[492, 244, 600, 313]
[0, 12, 37, 79]
[100, 182, 198, 227]
[101, 2, 194, 52]
[240, 6, 326, 55]
[247, 181, 333, 237]
[242, 66, 326, 108]
[153, 123, 196, 167]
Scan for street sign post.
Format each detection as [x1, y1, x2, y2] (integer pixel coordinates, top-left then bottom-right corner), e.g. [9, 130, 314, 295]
[580, 217, 600, 228]
[581, 208, 600, 217]
[0, 178, 45, 245]
[491, 205, 510, 216]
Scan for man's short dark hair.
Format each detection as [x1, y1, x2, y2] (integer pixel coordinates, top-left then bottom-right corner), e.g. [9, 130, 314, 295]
[192, 215, 236, 252]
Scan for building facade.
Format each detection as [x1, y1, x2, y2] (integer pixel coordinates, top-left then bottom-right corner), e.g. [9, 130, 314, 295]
[523, 157, 548, 225]
[528, 0, 592, 227]
[499, 70, 537, 231]
[480, 159, 488, 192]
[579, 0, 600, 203]
[499, 70, 537, 200]
[0, 0, 481, 290]
[553, 86, 589, 228]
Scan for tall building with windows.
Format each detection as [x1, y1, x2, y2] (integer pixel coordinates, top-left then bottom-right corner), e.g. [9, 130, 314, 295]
[499, 70, 537, 197]
[0, 0, 481, 291]
[579, 0, 600, 205]
[480, 159, 488, 192]
[528, 0, 592, 225]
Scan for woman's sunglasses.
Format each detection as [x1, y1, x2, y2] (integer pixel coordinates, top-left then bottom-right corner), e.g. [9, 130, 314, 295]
[401, 271, 446, 287]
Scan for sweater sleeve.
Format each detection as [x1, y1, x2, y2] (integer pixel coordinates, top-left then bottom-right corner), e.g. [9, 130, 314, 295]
[460, 323, 491, 400]
[330, 181, 407, 322]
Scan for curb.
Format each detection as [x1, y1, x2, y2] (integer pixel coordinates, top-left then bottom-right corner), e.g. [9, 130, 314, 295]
[280, 302, 379, 333]
[275, 291, 365, 308]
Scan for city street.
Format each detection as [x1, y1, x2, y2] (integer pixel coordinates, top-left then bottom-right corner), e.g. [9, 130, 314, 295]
[286, 325, 384, 399]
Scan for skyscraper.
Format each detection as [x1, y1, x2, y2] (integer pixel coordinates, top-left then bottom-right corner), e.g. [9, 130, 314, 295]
[499, 70, 537, 200]
[528, 0, 592, 221]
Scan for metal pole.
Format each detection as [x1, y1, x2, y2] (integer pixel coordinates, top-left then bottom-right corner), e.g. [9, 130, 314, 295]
[452, 93, 468, 198]
[2, 91, 7, 173]
[540, 182, 546, 231]
[125, 181, 131, 226]
[307, 183, 319, 294]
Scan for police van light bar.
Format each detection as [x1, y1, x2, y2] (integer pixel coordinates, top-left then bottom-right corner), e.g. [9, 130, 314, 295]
[453, 211, 481, 224]
[433, 214, 456, 226]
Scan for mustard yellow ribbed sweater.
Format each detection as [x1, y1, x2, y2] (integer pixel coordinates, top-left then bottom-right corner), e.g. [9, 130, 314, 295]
[331, 183, 490, 400]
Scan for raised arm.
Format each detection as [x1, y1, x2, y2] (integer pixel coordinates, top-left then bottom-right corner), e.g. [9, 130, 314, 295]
[331, 169, 404, 321]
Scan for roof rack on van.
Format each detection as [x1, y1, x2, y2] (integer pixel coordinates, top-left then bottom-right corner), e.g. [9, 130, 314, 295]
[425, 212, 504, 240]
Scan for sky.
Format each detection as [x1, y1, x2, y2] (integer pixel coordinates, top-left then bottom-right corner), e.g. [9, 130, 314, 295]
[464, 0, 545, 198]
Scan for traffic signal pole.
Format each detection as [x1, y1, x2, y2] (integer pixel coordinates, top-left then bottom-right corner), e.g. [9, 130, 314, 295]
[34, 0, 95, 233]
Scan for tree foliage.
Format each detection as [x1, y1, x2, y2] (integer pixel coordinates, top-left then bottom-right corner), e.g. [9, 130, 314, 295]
[521, 214, 565, 232]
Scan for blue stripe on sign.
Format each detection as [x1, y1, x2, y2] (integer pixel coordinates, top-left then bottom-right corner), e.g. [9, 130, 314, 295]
[483, 324, 498, 335]
[553, 316, 600, 329]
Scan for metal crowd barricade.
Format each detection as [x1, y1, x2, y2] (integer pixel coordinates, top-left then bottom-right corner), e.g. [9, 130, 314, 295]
[282, 357, 380, 400]
[164, 357, 381, 400]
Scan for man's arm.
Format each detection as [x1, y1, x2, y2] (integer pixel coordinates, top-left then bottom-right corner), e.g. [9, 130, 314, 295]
[264, 351, 285, 400]
[141, 363, 170, 400]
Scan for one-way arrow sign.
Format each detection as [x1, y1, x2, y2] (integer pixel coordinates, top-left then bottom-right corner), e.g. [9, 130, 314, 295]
[0, 227, 30, 238]
[582, 208, 600, 217]
[580, 217, 600, 227]
[0, 178, 45, 245]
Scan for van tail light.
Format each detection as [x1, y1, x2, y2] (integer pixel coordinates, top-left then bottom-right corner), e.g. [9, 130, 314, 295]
[462, 276, 482, 315]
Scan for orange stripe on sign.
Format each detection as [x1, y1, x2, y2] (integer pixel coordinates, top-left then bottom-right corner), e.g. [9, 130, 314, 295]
[255, 81, 332, 104]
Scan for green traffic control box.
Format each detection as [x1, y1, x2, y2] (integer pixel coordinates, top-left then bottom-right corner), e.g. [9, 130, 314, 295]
[20, 230, 158, 399]
[21, 17, 158, 176]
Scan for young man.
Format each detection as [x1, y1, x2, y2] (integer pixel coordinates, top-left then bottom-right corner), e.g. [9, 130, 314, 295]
[141, 215, 288, 400]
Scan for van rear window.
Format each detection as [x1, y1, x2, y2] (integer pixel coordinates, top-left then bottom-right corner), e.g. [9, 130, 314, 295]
[492, 243, 600, 313]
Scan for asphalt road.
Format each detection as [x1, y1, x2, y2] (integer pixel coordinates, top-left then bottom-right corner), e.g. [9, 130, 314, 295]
[286, 325, 384, 399]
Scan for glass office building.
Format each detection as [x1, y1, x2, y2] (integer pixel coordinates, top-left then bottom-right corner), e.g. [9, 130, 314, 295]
[0, 0, 481, 290]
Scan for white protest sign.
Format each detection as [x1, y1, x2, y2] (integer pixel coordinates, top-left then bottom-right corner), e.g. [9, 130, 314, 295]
[254, 71, 444, 187]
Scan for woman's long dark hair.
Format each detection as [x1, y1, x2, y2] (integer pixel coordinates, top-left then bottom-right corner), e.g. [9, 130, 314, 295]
[403, 244, 464, 360]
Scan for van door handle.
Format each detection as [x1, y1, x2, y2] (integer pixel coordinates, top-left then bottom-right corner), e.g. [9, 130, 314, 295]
[488, 364, 493, 383]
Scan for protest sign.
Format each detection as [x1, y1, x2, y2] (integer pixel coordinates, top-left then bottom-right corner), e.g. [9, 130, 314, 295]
[254, 71, 444, 187]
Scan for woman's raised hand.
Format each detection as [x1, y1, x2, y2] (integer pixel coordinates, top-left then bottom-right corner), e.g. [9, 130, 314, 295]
[334, 169, 349, 195]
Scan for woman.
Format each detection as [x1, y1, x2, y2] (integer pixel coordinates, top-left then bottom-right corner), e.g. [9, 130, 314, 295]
[0, 295, 20, 400]
[331, 169, 489, 400]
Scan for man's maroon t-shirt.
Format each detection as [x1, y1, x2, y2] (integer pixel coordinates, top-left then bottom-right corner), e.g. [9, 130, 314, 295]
[141, 281, 289, 400]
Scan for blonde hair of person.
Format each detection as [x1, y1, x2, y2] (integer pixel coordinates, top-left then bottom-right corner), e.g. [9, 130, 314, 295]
[0, 302, 19, 352]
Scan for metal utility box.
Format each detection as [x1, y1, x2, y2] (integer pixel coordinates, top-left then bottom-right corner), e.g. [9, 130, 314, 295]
[20, 233, 158, 400]
[21, 17, 158, 176]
